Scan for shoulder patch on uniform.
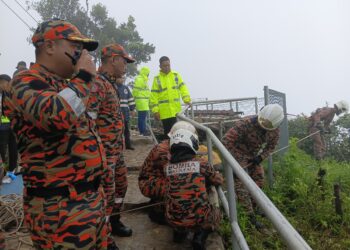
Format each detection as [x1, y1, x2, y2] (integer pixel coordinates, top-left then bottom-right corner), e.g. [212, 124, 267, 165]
[29, 80, 50, 90]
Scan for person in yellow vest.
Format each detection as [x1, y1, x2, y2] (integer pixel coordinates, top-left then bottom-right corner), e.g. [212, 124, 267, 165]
[0, 74, 18, 173]
[132, 66, 151, 136]
[150, 56, 191, 138]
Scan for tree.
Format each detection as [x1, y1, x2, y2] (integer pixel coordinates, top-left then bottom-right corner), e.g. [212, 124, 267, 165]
[30, 0, 155, 78]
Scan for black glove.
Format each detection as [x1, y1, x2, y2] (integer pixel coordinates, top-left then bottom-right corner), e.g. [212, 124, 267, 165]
[249, 155, 263, 165]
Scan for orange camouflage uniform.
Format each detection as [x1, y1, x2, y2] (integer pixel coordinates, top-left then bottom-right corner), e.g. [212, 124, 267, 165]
[309, 107, 336, 160]
[3, 64, 108, 249]
[222, 116, 279, 214]
[165, 158, 221, 230]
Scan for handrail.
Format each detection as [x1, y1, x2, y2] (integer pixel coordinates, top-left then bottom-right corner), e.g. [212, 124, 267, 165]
[191, 97, 258, 106]
[177, 113, 312, 250]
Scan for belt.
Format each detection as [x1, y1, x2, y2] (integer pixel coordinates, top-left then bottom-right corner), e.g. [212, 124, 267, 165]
[26, 178, 101, 198]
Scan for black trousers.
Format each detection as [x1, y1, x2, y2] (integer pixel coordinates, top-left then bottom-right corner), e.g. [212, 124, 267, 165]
[0, 129, 18, 171]
[161, 117, 177, 138]
[124, 120, 132, 148]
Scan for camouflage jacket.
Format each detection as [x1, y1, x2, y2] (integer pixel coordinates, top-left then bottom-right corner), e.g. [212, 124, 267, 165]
[164, 158, 216, 228]
[222, 116, 280, 160]
[309, 107, 336, 131]
[3, 64, 107, 189]
[87, 72, 124, 159]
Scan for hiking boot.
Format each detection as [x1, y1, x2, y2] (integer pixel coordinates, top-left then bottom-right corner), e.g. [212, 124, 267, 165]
[173, 229, 187, 243]
[192, 229, 210, 250]
[110, 215, 132, 237]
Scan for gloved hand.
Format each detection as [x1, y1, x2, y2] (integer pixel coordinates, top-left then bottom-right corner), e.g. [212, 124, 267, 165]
[209, 171, 224, 186]
[249, 155, 263, 166]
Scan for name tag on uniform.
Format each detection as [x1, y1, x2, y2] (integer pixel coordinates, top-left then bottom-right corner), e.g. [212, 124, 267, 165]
[166, 161, 200, 176]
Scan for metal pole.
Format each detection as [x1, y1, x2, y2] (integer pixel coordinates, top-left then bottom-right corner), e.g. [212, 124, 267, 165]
[235, 102, 239, 112]
[264, 85, 269, 105]
[224, 160, 241, 250]
[218, 121, 223, 140]
[206, 132, 213, 165]
[254, 97, 258, 114]
[191, 105, 194, 120]
[217, 186, 249, 250]
[177, 113, 312, 250]
[268, 155, 273, 188]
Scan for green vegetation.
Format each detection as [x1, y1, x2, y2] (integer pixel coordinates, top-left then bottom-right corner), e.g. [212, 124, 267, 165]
[220, 139, 350, 249]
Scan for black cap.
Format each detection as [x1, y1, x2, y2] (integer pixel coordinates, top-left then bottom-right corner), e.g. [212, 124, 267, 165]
[0, 74, 11, 82]
[16, 61, 26, 69]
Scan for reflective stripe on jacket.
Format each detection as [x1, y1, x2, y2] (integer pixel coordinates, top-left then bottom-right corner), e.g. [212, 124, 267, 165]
[132, 67, 150, 111]
[150, 71, 191, 120]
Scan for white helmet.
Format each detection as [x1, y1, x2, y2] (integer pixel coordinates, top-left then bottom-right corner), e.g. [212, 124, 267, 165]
[258, 104, 284, 130]
[168, 121, 197, 137]
[335, 100, 349, 114]
[169, 129, 199, 153]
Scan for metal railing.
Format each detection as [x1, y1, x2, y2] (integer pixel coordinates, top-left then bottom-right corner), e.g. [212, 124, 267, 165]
[186, 97, 260, 120]
[177, 109, 311, 250]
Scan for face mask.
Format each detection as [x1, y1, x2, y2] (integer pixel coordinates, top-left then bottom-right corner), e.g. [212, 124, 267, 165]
[65, 50, 82, 65]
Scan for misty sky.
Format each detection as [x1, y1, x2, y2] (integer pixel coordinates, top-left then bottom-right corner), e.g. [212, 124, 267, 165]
[1, 0, 349, 115]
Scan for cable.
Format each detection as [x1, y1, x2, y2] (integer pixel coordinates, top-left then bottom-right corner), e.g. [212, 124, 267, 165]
[14, 0, 39, 24]
[0, 0, 33, 30]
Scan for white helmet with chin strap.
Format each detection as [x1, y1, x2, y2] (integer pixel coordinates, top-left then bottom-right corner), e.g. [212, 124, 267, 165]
[168, 121, 197, 137]
[258, 104, 284, 130]
[335, 100, 349, 114]
[169, 121, 199, 153]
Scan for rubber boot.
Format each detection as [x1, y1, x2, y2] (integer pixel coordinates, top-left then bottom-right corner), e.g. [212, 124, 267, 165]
[107, 238, 119, 250]
[110, 214, 132, 237]
[192, 229, 211, 250]
[173, 229, 187, 243]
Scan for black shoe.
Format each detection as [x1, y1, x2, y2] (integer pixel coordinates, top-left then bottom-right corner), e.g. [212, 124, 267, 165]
[126, 146, 135, 150]
[107, 239, 119, 250]
[148, 209, 167, 225]
[192, 229, 210, 250]
[173, 229, 187, 243]
[110, 216, 133, 237]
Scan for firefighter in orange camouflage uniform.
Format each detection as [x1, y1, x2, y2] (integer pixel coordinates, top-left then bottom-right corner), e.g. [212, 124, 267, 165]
[222, 104, 283, 229]
[92, 44, 135, 243]
[3, 19, 109, 249]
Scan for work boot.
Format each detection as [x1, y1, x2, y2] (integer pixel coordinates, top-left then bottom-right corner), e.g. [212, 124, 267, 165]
[148, 209, 167, 225]
[173, 229, 187, 243]
[192, 229, 211, 250]
[107, 238, 119, 250]
[110, 215, 132, 237]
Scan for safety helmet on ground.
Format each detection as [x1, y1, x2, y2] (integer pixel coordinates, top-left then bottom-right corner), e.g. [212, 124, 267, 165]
[335, 100, 349, 114]
[169, 128, 199, 154]
[168, 121, 197, 137]
[258, 104, 284, 130]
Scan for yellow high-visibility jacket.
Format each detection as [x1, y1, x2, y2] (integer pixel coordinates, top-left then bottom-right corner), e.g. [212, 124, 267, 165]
[132, 67, 151, 111]
[150, 71, 191, 120]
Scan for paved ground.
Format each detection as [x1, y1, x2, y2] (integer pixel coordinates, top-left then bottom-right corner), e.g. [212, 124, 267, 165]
[3, 130, 225, 250]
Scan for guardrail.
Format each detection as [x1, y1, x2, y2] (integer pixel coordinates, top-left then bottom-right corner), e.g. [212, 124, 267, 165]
[177, 110, 311, 250]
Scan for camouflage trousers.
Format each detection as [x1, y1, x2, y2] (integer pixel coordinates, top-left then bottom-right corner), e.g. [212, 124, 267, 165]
[310, 127, 326, 160]
[235, 156, 265, 215]
[167, 186, 221, 231]
[113, 152, 128, 212]
[138, 176, 166, 200]
[24, 189, 108, 250]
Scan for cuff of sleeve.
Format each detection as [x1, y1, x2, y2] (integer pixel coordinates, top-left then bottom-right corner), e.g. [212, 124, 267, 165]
[75, 70, 92, 82]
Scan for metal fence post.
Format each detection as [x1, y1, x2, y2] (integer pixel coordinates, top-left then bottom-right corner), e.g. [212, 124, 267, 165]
[268, 154, 273, 188]
[224, 160, 241, 250]
[254, 97, 258, 114]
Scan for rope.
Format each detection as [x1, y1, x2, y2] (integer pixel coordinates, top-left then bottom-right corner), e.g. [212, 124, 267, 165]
[110, 201, 164, 216]
[271, 130, 320, 155]
[0, 194, 24, 234]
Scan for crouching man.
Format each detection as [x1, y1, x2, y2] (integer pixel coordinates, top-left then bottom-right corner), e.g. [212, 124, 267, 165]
[165, 124, 223, 250]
